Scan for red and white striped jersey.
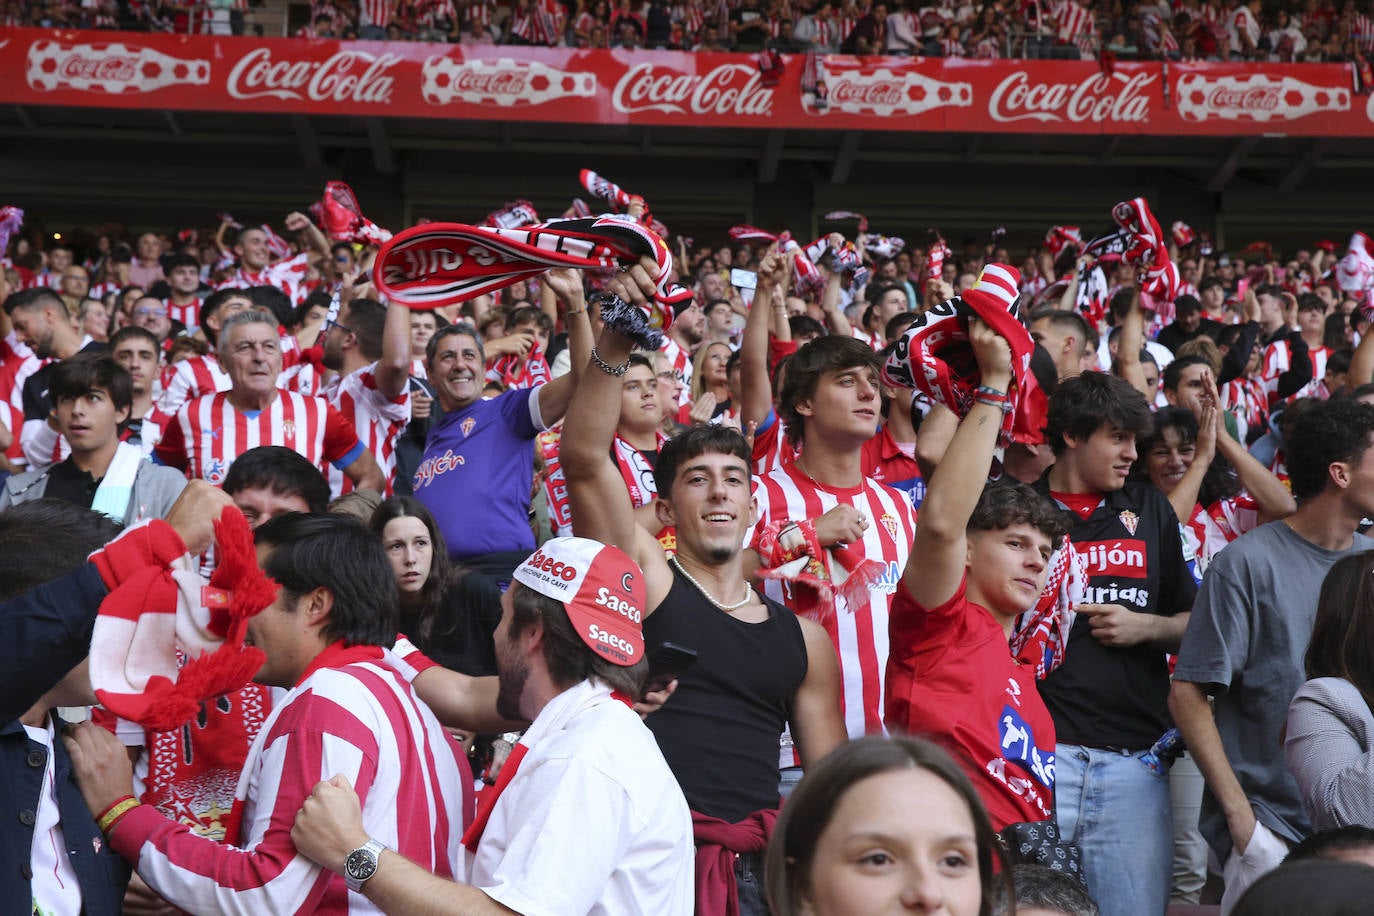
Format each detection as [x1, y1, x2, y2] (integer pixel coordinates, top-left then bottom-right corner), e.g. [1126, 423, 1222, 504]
[465, 0, 492, 28]
[324, 362, 411, 498]
[940, 36, 965, 55]
[158, 344, 318, 417]
[359, 0, 398, 27]
[1220, 375, 1268, 439]
[1052, 0, 1093, 43]
[22, 271, 59, 291]
[746, 463, 917, 745]
[164, 296, 204, 334]
[108, 649, 471, 915]
[658, 337, 693, 407]
[1261, 338, 1330, 406]
[159, 354, 231, 416]
[217, 253, 313, 306]
[0, 399, 23, 467]
[1184, 494, 1259, 575]
[129, 403, 175, 457]
[410, 358, 428, 380]
[508, 3, 538, 40]
[157, 389, 365, 486]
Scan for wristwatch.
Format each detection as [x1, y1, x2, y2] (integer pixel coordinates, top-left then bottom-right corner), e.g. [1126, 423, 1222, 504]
[344, 838, 387, 892]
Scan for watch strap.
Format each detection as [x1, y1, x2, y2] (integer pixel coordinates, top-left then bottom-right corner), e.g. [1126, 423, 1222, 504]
[344, 838, 387, 892]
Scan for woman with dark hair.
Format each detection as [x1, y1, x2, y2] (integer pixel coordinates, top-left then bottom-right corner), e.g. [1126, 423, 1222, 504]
[1131, 378, 1294, 573]
[765, 736, 1009, 916]
[369, 495, 502, 677]
[1285, 550, 1374, 832]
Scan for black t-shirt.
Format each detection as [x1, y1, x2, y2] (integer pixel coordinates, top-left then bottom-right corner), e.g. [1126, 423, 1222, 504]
[644, 567, 807, 821]
[401, 571, 503, 677]
[42, 459, 100, 510]
[1034, 478, 1198, 750]
[730, 7, 768, 48]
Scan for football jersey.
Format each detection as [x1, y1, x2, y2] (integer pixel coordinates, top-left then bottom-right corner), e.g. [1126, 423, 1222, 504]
[157, 389, 364, 485]
[747, 463, 917, 744]
[324, 362, 411, 498]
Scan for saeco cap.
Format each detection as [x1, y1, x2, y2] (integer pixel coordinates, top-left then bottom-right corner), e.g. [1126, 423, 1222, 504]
[513, 537, 646, 666]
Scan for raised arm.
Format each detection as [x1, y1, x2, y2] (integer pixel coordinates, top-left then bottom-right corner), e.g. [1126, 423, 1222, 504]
[902, 319, 1012, 609]
[738, 249, 785, 432]
[531, 269, 591, 426]
[559, 257, 672, 594]
[1116, 287, 1152, 402]
[374, 298, 413, 400]
[1204, 373, 1295, 522]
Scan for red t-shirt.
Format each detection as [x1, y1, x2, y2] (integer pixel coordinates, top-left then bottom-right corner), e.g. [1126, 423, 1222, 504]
[886, 577, 1056, 830]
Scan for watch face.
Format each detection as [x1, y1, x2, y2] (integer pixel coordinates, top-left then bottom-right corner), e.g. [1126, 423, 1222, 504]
[346, 847, 378, 882]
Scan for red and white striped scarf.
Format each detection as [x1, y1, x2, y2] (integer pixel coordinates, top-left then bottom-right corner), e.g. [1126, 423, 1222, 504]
[1054, 0, 1093, 42]
[372, 215, 691, 329]
[486, 342, 552, 390]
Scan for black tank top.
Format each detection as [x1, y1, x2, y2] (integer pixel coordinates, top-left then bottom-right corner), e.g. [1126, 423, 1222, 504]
[644, 565, 808, 822]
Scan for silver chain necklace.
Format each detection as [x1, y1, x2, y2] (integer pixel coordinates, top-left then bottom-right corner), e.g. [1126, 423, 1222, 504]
[670, 556, 753, 612]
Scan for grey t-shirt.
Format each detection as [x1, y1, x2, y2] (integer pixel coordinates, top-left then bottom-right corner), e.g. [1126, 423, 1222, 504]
[1173, 520, 1374, 861]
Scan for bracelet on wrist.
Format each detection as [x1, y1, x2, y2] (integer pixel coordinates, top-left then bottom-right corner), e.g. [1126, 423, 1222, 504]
[975, 384, 1009, 399]
[97, 796, 139, 833]
[589, 346, 631, 377]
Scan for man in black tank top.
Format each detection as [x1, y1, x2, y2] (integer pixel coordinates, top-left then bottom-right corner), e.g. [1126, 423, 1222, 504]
[560, 269, 846, 916]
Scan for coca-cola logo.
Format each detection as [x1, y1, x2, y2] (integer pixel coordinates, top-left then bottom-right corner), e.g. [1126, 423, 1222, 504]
[1206, 86, 1279, 111]
[989, 71, 1153, 124]
[453, 69, 528, 94]
[611, 62, 772, 117]
[831, 77, 902, 107]
[59, 54, 137, 82]
[227, 47, 398, 104]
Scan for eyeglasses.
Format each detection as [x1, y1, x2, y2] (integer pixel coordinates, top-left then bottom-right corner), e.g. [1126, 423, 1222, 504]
[325, 318, 354, 335]
[133, 307, 167, 318]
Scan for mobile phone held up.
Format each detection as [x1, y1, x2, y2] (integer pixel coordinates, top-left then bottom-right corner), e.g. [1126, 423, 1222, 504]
[730, 268, 757, 290]
[643, 641, 699, 695]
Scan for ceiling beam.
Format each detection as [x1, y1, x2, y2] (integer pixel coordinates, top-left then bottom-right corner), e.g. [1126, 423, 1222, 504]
[1278, 139, 1329, 193]
[1207, 136, 1260, 192]
[831, 131, 861, 184]
[365, 118, 396, 174]
[758, 130, 784, 183]
[292, 115, 323, 172]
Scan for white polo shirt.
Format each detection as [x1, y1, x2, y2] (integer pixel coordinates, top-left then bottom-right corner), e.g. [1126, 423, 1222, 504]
[471, 680, 694, 916]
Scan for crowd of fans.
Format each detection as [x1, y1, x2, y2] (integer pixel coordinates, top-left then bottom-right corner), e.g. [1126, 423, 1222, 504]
[7, 188, 1374, 916]
[11, 0, 1374, 63]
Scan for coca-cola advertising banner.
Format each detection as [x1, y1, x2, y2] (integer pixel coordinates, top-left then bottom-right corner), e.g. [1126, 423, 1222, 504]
[2, 27, 1368, 136]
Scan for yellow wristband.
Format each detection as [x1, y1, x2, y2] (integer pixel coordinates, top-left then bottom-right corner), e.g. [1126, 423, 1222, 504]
[98, 797, 140, 834]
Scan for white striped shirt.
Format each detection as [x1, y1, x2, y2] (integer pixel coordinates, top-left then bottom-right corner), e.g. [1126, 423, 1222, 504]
[157, 389, 364, 485]
[747, 463, 917, 744]
[109, 650, 471, 915]
[324, 362, 411, 498]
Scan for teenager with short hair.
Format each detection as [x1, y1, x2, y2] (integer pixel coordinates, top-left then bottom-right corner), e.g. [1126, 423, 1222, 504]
[887, 317, 1068, 829]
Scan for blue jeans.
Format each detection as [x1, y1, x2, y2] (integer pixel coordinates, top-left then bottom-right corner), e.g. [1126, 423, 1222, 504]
[1054, 743, 1173, 916]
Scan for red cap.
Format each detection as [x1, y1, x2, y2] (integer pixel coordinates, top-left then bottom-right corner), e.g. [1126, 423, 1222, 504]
[513, 537, 646, 667]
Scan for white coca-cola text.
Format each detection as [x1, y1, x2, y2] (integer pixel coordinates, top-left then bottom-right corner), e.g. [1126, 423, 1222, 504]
[227, 47, 398, 104]
[611, 62, 772, 117]
[988, 71, 1153, 124]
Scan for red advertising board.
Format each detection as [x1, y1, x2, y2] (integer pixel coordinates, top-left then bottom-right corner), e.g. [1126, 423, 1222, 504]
[1, 27, 1366, 136]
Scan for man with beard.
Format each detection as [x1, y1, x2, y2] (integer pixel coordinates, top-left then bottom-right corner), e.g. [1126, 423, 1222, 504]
[5, 287, 107, 470]
[320, 297, 411, 496]
[289, 536, 694, 913]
